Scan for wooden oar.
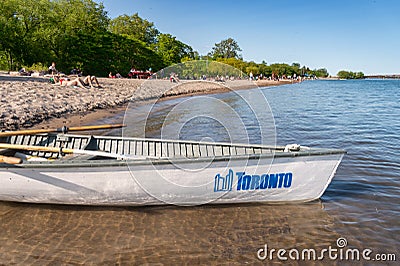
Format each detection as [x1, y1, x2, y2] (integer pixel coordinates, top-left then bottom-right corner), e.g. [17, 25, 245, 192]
[0, 155, 22, 164]
[0, 124, 126, 137]
[68, 124, 126, 132]
[0, 143, 148, 160]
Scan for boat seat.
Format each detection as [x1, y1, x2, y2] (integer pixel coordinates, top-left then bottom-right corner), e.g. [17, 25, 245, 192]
[83, 136, 99, 151]
[0, 137, 8, 144]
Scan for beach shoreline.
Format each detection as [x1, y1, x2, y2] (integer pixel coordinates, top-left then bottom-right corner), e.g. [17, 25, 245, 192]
[0, 74, 298, 131]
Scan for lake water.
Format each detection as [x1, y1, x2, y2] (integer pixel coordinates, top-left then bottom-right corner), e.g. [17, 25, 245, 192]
[0, 80, 398, 264]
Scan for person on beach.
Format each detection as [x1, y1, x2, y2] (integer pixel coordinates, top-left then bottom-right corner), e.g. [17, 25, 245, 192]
[48, 62, 57, 75]
[128, 67, 136, 78]
[52, 75, 102, 89]
[170, 73, 180, 82]
[18, 68, 31, 76]
[70, 68, 82, 76]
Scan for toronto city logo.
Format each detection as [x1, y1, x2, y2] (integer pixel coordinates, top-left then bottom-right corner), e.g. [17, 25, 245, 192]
[214, 169, 293, 192]
[214, 169, 234, 192]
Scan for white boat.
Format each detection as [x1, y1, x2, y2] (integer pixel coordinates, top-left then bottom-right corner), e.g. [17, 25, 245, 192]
[0, 132, 345, 206]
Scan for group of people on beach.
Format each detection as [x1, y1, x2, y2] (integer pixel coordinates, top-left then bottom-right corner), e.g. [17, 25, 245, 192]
[108, 67, 153, 79]
[108, 72, 122, 79]
[51, 75, 102, 89]
[47, 62, 156, 88]
[48, 62, 102, 89]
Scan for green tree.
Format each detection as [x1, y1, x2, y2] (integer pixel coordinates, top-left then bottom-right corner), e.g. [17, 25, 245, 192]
[337, 70, 364, 79]
[259, 63, 272, 77]
[216, 57, 247, 76]
[270, 63, 295, 77]
[154, 33, 195, 67]
[292, 62, 301, 69]
[45, 0, 109, 71]
[355, 71, 365, 79]
[208, 38, 242, 59]
[0, 0, 37, 70]
[0, 0, 74, 69]
[312, 68, 329, 78]
[0, 0, 109, 71]
[245, 61, 260, 76]
[291, 63, 300, 76]
[109, 13, 159, 45]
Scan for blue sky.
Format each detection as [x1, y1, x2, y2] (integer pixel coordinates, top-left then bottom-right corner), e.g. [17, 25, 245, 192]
[95, 0, 399, 75]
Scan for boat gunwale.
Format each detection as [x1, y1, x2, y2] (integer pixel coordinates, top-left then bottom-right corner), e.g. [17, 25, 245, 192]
[1, 133, 346, 169]
[2, 133, 346, 152]
[1, 148, 346, 169]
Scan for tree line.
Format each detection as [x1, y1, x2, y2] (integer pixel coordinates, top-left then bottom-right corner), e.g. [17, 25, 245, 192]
[0, 0, 359, 78]
[0, 0, 196, 76]
[337, 70, 365, 79]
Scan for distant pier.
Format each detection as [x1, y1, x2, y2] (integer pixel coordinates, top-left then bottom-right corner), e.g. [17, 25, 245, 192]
[365, 74, 400, 79]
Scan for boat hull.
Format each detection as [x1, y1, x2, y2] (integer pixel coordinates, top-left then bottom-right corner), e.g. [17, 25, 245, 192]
[0, 153, 344, 206]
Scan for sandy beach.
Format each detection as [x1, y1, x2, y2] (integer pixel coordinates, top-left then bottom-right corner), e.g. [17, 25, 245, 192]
[0, 75, 297, 130]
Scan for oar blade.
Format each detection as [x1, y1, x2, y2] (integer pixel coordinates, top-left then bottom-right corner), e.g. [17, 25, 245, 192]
[0, 155, 22, 164]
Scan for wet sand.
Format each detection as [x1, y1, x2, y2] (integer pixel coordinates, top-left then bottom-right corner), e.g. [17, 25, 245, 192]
[0, 201, 339, 264]
[0, 75, 297, 130]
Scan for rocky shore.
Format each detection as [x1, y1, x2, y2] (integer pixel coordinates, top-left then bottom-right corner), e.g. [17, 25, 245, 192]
[0, 75, 296, 130]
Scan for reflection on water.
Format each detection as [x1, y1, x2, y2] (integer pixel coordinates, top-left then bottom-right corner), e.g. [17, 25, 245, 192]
[1, 80, 399, 263]
[123, 88, 277, 146]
